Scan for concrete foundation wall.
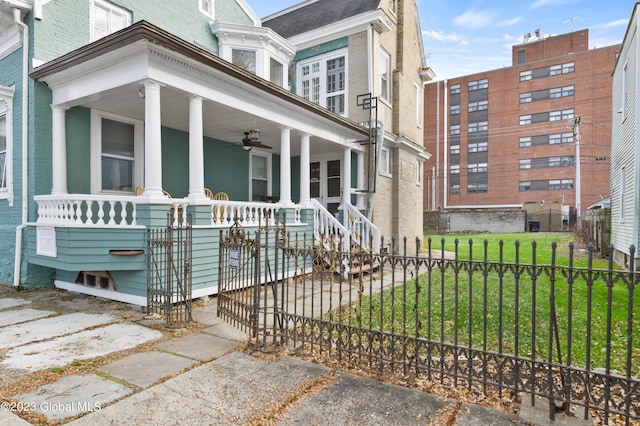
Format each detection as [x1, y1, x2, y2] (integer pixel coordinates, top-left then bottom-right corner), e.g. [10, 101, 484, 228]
[424, 210, 526, 234]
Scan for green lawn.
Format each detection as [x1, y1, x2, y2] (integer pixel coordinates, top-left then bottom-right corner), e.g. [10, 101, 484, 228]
[354, 232, 639, 375]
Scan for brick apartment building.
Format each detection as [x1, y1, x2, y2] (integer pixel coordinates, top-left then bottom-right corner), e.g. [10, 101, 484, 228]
[423, 29, 619, 229]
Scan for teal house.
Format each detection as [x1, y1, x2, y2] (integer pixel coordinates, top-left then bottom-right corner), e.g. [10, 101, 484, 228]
[0, 0, 431, 305]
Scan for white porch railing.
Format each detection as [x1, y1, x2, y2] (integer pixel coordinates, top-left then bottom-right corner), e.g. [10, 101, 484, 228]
[310, 199, 350, 251]
[34, 194, 191, 228]
[343, 202, 380, 253]
[35, 194, 142, 227]
[210, 200, 301, 227]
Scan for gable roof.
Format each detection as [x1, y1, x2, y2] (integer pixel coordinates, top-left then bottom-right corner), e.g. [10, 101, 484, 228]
[262, 0, 381, 39]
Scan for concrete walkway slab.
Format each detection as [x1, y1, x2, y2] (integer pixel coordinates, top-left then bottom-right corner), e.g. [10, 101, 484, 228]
[155, 333, 239, 361]
[0, 298, 31, 310]
[0, 410, 32, 425]
[0, 313, 115, 349]
[1, 323, 162, 371]
[519, 397, 591, 426]
[99, 350, 196, 388]
[457, 402, 522, 425]
[0, 308, 55, 327]
[202, 322, 250, 341]
[69, 352, 331, 425]
[13, 374, 132, 421]
[275, 370, 452, 425]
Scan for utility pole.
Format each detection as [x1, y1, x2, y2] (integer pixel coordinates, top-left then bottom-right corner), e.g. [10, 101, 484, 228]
[573, 116, 582, 231]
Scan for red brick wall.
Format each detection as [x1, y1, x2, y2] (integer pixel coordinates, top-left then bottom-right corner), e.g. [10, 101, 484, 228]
[423, 31, 620, 213]
[512, 30, 590, 65]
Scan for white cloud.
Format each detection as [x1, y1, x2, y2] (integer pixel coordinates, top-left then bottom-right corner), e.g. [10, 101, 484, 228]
[453, 10, 496, 30]
[530, 0, 579, 10]
[593, 19, 628, 29]
[423, 30, 468, 45]
[496, 17, 522, 27]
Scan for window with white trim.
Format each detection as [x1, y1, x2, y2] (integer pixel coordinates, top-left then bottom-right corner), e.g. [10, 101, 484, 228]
[450, 104, 460, 115]
[415, 159, 421, 184]
[550, 109, 574, 121]
[519, 181, 531, 191]
[520, 115, 531, 125]
[520, 70, 532, 81]
[91, 0, 131, 42]
[620, 167, 626, 221]
[232, 49, 257, 74]
[467, 183, 487, 193]
[622, 62, 628, 120]
[380, 49, 391, 102]
[468, 121, 487, 132]
[519, 137, 531, 147]
[468, 163, 488, 173]
[199, 0, 214, 18]
[298, 50, 347, 115]
[468, 79, 488, 91]
[91, 111, 143, 193]
[468, 100, 487, 112]
[450, 144, 460, 155]
[468, 142, 487, 152]
[270, 58, 283, 86]
[548, 179, 573, 190]
[549, 132, 574, 144]
[562, 62, 575, 73]
[450, 164, 460, 174]
[0, 116, 7, 192]
[519, 159, 531, 169]
[0, 86, 13, 205]
[549, 64, 562, 75]
[450, 124, 460, 135]
[380, 145, 391, 175]
[450, 84, 460, 95]
[250, 151, 271, 202]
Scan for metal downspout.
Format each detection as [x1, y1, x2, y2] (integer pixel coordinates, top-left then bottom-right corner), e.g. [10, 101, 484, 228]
[366, 119, 385, 223]
[13, 8, 29, 287]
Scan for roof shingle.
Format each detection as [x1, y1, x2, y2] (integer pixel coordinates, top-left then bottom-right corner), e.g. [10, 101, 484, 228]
[262, 0, 381, 39]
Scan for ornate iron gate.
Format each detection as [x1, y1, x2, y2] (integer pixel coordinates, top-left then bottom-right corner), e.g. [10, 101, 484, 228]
[217, 221, 260, 337]
[147, 213, 192, 327]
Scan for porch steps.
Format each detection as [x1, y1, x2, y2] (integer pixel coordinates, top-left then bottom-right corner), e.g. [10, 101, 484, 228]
[347, 261, 380, 277]
[347, 244, 378, 277]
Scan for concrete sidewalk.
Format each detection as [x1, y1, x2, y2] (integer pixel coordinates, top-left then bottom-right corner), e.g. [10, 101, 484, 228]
[0, 289, 589, 425]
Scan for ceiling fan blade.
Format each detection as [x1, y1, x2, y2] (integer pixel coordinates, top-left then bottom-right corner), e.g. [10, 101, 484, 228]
[252, 141, 272, 149]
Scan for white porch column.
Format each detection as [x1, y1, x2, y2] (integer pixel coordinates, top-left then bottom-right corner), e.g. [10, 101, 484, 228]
[279, 127, 293, 205]
[143, 81, 164, 197]
[299, 133, 311, 207]
[51, 104, 69, 195]
[356, 151, 365, 209]
[188, 95, 207, 203]
[342, 147, 352, 207]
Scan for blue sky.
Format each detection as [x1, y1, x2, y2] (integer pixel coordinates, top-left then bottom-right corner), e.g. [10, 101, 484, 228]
[246, 0, 631, 79]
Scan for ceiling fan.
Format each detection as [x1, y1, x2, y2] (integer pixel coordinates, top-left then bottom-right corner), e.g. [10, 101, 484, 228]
[240, 129, 272, 151]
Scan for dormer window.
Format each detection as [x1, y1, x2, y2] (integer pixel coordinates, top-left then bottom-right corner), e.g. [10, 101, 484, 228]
[199, 0, 214, 19]
[270, 58, 284, 86]
[210, 22, 295, 89]
[232, 49, 257, 74]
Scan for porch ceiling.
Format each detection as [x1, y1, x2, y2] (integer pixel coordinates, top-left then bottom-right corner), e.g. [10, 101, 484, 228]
[31, 21, 369, 157]
[75, 82, 351, 156]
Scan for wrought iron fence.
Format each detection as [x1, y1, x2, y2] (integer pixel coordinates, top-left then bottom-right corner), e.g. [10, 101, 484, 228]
[257, 234, 639, 424]
[146, 212, 192, 327]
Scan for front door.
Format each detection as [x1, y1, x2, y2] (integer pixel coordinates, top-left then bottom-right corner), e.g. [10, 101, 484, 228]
[310, 158, 341, 216]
